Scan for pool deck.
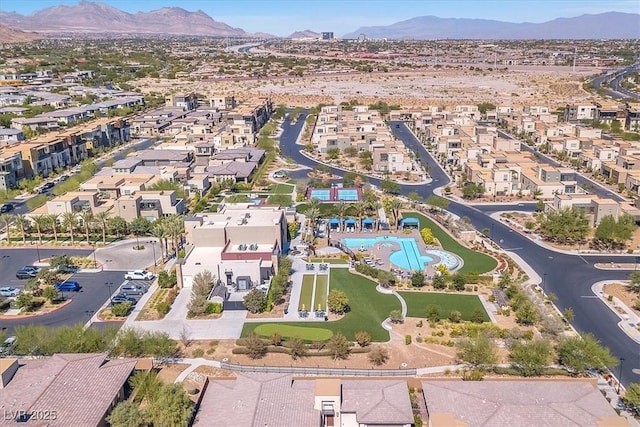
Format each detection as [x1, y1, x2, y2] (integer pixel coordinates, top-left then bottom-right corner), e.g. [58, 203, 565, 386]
[330, 229, 442, 273]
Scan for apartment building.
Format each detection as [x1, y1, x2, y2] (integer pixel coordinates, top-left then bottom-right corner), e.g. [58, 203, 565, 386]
[114, 190, 186, 222]
[0, 151, 23, 191]
[209, 95, 236, 110]
[226, 97, 273, 136]
[182, 204, 288, 289]
[0, 128, 24, 146]
[165, 92, 198, 111]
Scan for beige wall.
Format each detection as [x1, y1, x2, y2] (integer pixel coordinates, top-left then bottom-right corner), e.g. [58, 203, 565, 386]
[190, 227, 226, 247]
[114, 197, 141, 221]
[225, 225, 278, 247]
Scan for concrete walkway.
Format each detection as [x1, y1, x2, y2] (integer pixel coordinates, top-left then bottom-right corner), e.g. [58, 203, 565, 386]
[592, 280, 640, 345]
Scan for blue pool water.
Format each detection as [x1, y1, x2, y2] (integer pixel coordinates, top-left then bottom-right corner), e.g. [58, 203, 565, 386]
[342, 236, 433, 271]
[310, 189, 331, 201]
[337, 189, 358, 201]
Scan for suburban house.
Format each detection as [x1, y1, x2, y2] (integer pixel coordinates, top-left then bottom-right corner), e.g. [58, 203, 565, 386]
[0, 128, 24, 146]
[193, 374, 414, 427]
[0, 353, 144, 427]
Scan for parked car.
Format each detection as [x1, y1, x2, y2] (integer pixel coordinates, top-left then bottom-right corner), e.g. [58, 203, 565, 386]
[120, 284, 148, 296]
[125, 270, 154, 281]
[0, 203, 14, 213]
[0, 336, 16, 355]
[16, 268, 38, 279]
[55, 281, 81, 292]
[111, 294, 138, 305]
[0, 287, 20, 297]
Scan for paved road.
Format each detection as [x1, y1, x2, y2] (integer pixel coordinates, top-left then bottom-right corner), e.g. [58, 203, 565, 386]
[279, 112, 640, 385]
[591, 64, 640, 100]
[0, 248, 131, 335]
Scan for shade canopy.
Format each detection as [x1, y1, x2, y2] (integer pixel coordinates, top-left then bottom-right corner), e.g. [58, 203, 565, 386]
[362, 218, 375, 225]
[329, 218, 341, 225]
[345, 218, 357, 225]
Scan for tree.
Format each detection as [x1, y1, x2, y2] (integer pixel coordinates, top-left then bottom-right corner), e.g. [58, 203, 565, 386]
[407, 191, 422, 205]
[79, 211, 94, 244]
[147, 384, 193, 427]
[432, 274, 447, 289]
[335, 202, 348, 232]
[426, 304, 441, 322]
[557, 334, 617, 373]
[107, 401, 145, 427]
[37, 269, 61, 287]
[50, 254, 73, 271]
[288, 336, 306, 360]
[42, 286, 59, 303]
[450, 273, 466, 291]
[461, 183, 486, 199]
[630, 271, 640, 293]
[456, 333, 498, 367]
[129, 370, 161, 403]
[387, 198, 403, 230]
[130, 217, 152, 239]
[61, 212, 77, 244]
[537, 207, 589, 244]
[107, 216, 129, 239]
[426, 195, 450, 212]
[94, 211, 111, 245]
[45, 213, 60, 243]
[31, 215, 48, 244]
[245, 333, 266, 359]
[381, 179, 401, 194]
[355, 331, 371, 347]
[368, 346, 389, 366]
[509, 339, 553, 376]
[389, 309, 404, 323]
[595, 214, 636, 249]
[243, 289, 267, 313]
[624, 383, 640, 412]
[327, 333, 350, 360]
[13, 214, 27, 244]
[1, 213, 13, 241]
[515, 302, 538, 325]
[192, 270, 215, 298]
[328, 289, 349, 314]
[410, 271, 425, 287]
[15, 292, 36, 310]
[449, 310, 462, 323]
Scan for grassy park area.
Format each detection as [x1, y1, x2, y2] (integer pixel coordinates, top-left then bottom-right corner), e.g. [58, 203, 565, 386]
[243, 268, 399, 341]
[314, 275, 328, 312]
[299, 275, 314, 311]
[399, 292, 489, 321]
[253, 324, 333, 341]
[403, 212, 497, 275]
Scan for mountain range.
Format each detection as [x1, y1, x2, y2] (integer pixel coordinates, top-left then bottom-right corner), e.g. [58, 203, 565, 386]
[0, 24, 41, 43]
[0, 0, 263, 37]
[343, 12, 640, 40]
[0, 1, 637, 40]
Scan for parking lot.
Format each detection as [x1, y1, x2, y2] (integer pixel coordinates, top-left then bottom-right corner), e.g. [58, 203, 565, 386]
[0, 248, 137, 335]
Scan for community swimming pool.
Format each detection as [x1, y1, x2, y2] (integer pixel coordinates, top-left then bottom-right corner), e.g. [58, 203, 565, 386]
[341, 236, 460, 271]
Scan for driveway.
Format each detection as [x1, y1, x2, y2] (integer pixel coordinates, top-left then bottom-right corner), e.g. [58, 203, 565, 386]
[95, 238, 161, 271]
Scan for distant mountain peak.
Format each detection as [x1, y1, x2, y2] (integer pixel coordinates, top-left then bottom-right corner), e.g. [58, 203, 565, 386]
[343, 11, 640, 40]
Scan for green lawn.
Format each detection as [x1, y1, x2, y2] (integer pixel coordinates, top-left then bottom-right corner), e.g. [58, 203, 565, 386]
[403, 212, 497, 275]
[399, 291, 490, 321]
[313, 275, 328, 312]
[299, 275, 314, 311]
[266, 194, 292, 206]
[226, 194, 249, 203]
[271, 183, 295, 194]
[243, 268, 399, 341]
[253, 324, 333, 341]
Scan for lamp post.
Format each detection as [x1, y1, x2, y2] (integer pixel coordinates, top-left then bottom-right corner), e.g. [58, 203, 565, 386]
[92, 242, 98, 269]
[542, 273, 547, 295]
[148, 240, 157, 268]
[35, 241, 41, 262]
[618, 358, 625, 394]
[105, 282, 114, 307]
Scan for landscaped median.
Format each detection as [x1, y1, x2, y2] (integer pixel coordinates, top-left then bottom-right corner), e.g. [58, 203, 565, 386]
[403, 212, 498, 275]
[243, 268, 400, 342]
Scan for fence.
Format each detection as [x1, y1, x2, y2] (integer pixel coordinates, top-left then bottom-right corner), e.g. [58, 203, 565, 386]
[219, 362, 416, 377]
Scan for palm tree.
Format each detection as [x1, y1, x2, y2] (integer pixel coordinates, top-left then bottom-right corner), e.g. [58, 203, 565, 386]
[352, 201, 367, 230]
[305, 207, 320, 242]
[45, 214, 60, 243]
[388, 198, 403, 230]
[13, 214, 27, 244]
[94, 211, 112, 245]
[151, 221, 168, 260]
[79, 211, 94, 244]
[61, 212, 77, 245]
[31, 215, 48, 244]
[0, 213, 13, 241]
[335, 202, 348, 232]
[370, 200, 383, 230]
[307, 197, 321, 213]
[165, 215, 184, 257]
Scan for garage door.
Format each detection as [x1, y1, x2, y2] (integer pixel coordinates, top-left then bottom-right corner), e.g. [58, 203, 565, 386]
[223, 300, 246, 311]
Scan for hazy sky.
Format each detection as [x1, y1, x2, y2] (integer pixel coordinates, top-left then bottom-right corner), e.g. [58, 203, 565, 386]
[2, 0, 639, 36]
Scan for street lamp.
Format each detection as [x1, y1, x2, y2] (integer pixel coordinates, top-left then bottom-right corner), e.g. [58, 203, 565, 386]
[542, 273, 547, 294]
[35, 241, 41, 262]
[148, 240, 157, 268]
[105, 282, 114, 307]
[618, 358, 625, 394]
[92, 241, 98, 269]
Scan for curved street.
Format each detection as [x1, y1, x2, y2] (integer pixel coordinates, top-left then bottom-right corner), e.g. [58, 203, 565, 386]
[279, 112, 640, 386]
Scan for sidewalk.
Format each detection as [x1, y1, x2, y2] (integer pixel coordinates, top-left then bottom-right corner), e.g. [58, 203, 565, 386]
[592, 280, 640, 345]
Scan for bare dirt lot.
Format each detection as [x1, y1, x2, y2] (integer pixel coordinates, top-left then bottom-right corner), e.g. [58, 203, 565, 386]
[134, 66, 596, 109]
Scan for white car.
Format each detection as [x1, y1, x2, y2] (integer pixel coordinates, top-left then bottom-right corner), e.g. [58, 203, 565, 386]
[124, 270, 154, 281]
[0, 336, 16, 354]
